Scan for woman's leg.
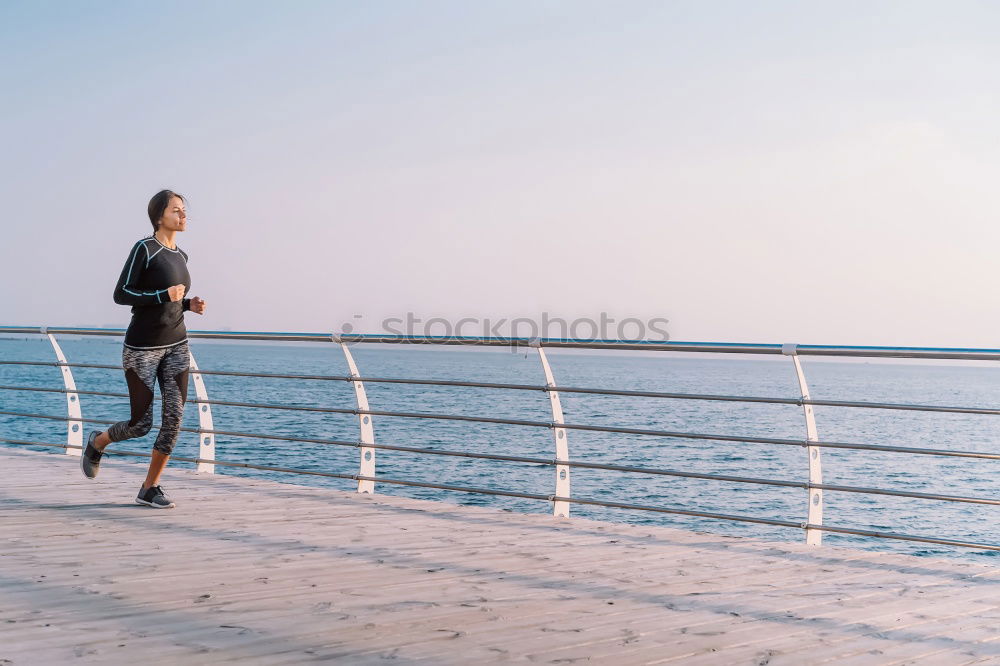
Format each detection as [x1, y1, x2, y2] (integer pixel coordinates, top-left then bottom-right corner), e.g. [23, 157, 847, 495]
[142, 451, 171, 490]
[103, 347, 161, 446]
[82, 346, 161, 480]
[142, 342, 190, 489]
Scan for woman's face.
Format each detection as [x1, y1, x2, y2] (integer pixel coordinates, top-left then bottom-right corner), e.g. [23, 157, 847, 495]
[158, 196, 187, 233]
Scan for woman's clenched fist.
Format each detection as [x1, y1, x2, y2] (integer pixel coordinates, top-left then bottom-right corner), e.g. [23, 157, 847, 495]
[167, 284, 186, 302]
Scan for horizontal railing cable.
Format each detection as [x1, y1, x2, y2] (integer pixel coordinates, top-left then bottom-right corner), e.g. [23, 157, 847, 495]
[0, 438, 355, 482]
[7, 408, 1000, 463]
[557, 494, 1000, 552]
[800, 523, 1000, 552]
[0, 360, 122, 371]
[8, 326, 1000, 359]
[0, 385, 348, 412]
[0, 360, 355, 383]
[6, 366, 1000, 417]
[0, 438, 555, 502]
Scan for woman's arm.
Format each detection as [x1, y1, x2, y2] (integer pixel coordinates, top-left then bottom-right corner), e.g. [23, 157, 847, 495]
[113, 241, 169, 306]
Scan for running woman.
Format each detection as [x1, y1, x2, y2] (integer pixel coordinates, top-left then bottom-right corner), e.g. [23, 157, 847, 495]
[80, 190, 207, 508]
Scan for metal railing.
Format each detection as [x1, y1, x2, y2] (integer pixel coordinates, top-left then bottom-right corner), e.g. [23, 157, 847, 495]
[2, 325, 1000, 553]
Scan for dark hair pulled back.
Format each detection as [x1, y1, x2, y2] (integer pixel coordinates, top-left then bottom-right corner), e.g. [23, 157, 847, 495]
[147, 190, 186, 232]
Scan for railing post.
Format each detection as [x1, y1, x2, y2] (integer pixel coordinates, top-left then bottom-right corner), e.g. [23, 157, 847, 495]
[335, 335, 375, 494]
[43, 328, 82, 457]
[188, 350, 215, 473]
[531, 341, 570, 517]
[782, 343, 823, 546]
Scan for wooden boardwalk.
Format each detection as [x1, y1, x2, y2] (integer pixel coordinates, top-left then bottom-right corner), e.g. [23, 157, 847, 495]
[1, 447, 999, 665]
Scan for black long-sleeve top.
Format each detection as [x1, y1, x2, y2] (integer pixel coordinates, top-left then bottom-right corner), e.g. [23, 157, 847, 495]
[113, 236, 192, 349]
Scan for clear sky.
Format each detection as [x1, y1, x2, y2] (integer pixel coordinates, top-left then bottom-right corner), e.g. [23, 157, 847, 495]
[2, 1, 999, 346]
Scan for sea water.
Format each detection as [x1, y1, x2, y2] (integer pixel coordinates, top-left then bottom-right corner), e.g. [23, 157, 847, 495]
[3, 336, 1000, 561]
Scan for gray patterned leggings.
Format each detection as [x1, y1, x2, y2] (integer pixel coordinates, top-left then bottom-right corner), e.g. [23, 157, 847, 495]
[106, 341, 190, 455]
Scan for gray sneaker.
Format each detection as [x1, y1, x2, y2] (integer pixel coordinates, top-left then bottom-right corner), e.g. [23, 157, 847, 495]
[136, 485, 175, 509]
[80, 431, 103, 479]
